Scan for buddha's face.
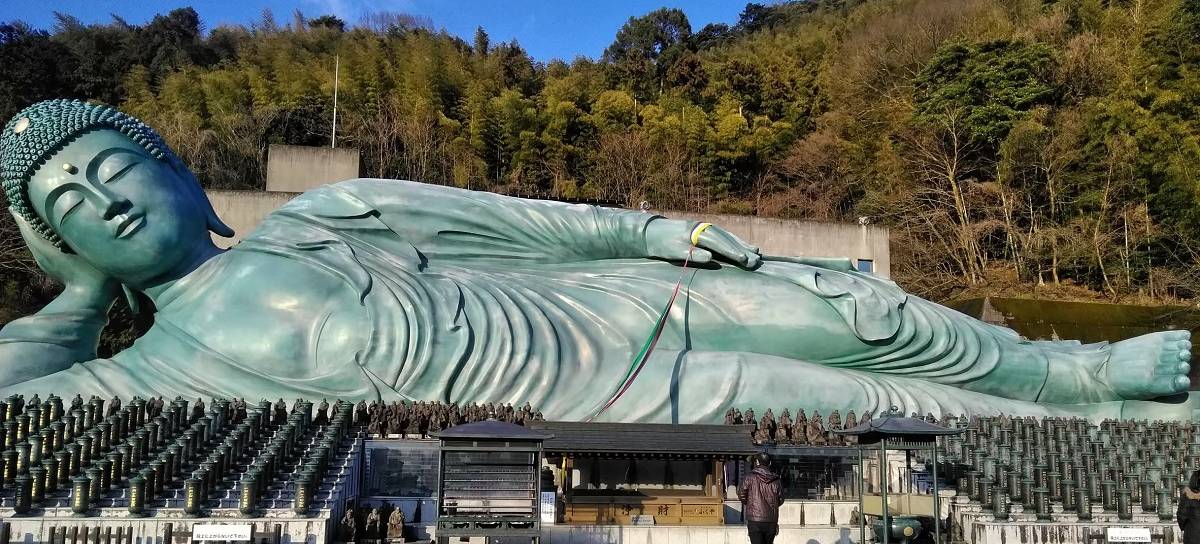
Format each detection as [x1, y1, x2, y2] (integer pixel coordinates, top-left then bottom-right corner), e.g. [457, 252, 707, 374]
[26, 129, 209, 284]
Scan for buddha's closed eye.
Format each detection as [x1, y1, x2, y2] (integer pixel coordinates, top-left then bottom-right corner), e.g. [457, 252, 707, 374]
[51, 190, 83, 226]
[96, 152, 142, 184]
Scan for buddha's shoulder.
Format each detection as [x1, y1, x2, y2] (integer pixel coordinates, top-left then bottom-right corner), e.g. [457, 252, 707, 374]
[281, 178, 489, 213]
[282, 178, 427, 208]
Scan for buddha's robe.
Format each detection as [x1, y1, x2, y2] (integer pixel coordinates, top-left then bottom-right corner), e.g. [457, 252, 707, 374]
[0, 180, 1188, 421]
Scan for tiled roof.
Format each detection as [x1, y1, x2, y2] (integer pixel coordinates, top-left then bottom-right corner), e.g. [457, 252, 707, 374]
[527, 422, 758, 456]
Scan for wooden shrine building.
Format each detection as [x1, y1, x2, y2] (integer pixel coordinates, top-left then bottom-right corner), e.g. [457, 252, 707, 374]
[527, 422, 758, 526]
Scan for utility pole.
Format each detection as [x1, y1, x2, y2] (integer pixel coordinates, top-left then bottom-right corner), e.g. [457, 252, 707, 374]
[331, 54, 340, 148]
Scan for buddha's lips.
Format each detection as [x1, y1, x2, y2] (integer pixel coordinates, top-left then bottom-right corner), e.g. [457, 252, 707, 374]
[115, 213, 144, 239]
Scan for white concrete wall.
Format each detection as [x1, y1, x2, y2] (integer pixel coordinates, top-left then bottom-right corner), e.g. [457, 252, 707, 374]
[0, 507, 332, 544]
[540, 525, 859, 544]
[205, 188, 891, 277]
[950, 495, 1182, 544]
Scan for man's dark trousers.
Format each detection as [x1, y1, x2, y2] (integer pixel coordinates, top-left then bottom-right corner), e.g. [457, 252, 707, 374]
[747, 520, 778, 544]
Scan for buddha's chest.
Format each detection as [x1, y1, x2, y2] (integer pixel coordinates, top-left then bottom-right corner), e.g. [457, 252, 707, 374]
[162, 252, 369, 376]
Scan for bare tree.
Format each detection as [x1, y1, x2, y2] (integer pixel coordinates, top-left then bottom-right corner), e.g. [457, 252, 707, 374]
[902, 106, 985, 283]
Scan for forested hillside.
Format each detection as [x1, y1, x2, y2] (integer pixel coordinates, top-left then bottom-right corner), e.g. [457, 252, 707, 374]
[4, 0, 1200, 310]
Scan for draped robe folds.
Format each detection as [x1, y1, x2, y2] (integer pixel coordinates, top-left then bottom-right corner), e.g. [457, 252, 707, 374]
[0, 180, 1188, 421]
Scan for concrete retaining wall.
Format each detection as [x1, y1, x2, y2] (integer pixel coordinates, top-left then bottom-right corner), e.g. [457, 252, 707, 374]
[205, 187, 891, 277]
[206, 190, 294, 248]
[657, 212, 890, 277]
[265, 145, 360, 193]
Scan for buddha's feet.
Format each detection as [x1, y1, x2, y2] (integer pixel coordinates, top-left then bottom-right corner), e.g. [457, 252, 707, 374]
[1104, 330, 1192, 400]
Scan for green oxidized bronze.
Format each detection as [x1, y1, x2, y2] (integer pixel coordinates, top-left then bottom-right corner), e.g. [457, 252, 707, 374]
[0, 99, 1196, 422]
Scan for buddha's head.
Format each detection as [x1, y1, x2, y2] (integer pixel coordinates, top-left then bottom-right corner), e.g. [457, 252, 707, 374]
[0, 99, 232, 285]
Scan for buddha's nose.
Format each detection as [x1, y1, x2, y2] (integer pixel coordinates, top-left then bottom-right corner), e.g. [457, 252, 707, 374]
[87, 183, 131, 219]
[94, 188, 131, 220]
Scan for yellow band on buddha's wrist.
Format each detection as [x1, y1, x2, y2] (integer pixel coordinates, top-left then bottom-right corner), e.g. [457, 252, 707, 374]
[690, 223, 713, 246]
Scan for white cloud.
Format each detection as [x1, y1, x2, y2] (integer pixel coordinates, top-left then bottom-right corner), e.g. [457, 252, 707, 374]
[302, 0, 418, 22]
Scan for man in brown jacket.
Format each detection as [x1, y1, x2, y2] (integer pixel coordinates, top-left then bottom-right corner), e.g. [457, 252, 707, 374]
[739, 452, 784, 544]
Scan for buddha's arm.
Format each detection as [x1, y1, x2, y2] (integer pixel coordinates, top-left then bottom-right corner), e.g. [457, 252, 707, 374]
[337, 180, 661, 262]
[0, 286, 112, 388]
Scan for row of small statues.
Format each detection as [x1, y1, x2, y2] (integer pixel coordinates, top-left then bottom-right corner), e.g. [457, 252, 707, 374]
[5, 394, 551, 441]
[354, 400, 545, 438]
[338, 503, 410, 542]
[726, 407, 942, 446]
[3, 392, 223, 424]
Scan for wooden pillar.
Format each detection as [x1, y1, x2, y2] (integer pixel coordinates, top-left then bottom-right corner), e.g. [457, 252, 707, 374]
[714, 460, 726, 499]
[562, 455, 574, 522]
[704, 459, 715, 497]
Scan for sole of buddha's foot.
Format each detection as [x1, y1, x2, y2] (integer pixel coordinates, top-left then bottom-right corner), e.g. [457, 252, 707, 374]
[1106, 330, 1192, 400]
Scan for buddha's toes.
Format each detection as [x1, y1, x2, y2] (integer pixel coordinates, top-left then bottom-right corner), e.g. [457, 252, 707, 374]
[1106, 330, 1192, 400]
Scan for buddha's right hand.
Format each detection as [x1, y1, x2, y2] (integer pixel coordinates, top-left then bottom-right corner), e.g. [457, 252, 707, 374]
[644, 217, 762, 269]
[13, 212, 119, 305]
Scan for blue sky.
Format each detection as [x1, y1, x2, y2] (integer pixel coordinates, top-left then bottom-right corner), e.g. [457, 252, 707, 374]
[2, 1, 747, 61]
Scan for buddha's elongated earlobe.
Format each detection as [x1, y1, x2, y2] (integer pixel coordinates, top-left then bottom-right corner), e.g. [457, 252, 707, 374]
[176, 162, 234, 238]
[203, 197, 235, 238]
[122, 284, 142, 315]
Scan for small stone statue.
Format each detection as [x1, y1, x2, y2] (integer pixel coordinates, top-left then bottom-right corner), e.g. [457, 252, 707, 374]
[365, 507, 381, 539]
[753, 425, 771, 444]
[339, 507, 358, 543]
[387, 507, 406, 541]
[779, 409, 793, 443]
[316, 398, 330, 425]
[792, 409, 809, 445]
[844, 410, 859, 445]
[827, 409, 843, 446]
[274, 398, 287, 424]
[356, 400, 369, 425]
[807, 411, 827, 446]
[760, 412, 775, 442]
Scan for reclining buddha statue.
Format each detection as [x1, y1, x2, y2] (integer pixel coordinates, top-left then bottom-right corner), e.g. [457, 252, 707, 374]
[0, 99, 1193, 422]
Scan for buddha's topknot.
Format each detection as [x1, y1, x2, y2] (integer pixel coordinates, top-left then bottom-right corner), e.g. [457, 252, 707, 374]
[0, 99, 179, 248]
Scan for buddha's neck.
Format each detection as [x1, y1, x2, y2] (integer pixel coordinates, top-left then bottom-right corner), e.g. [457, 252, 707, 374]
[140, 241, 226, 303]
